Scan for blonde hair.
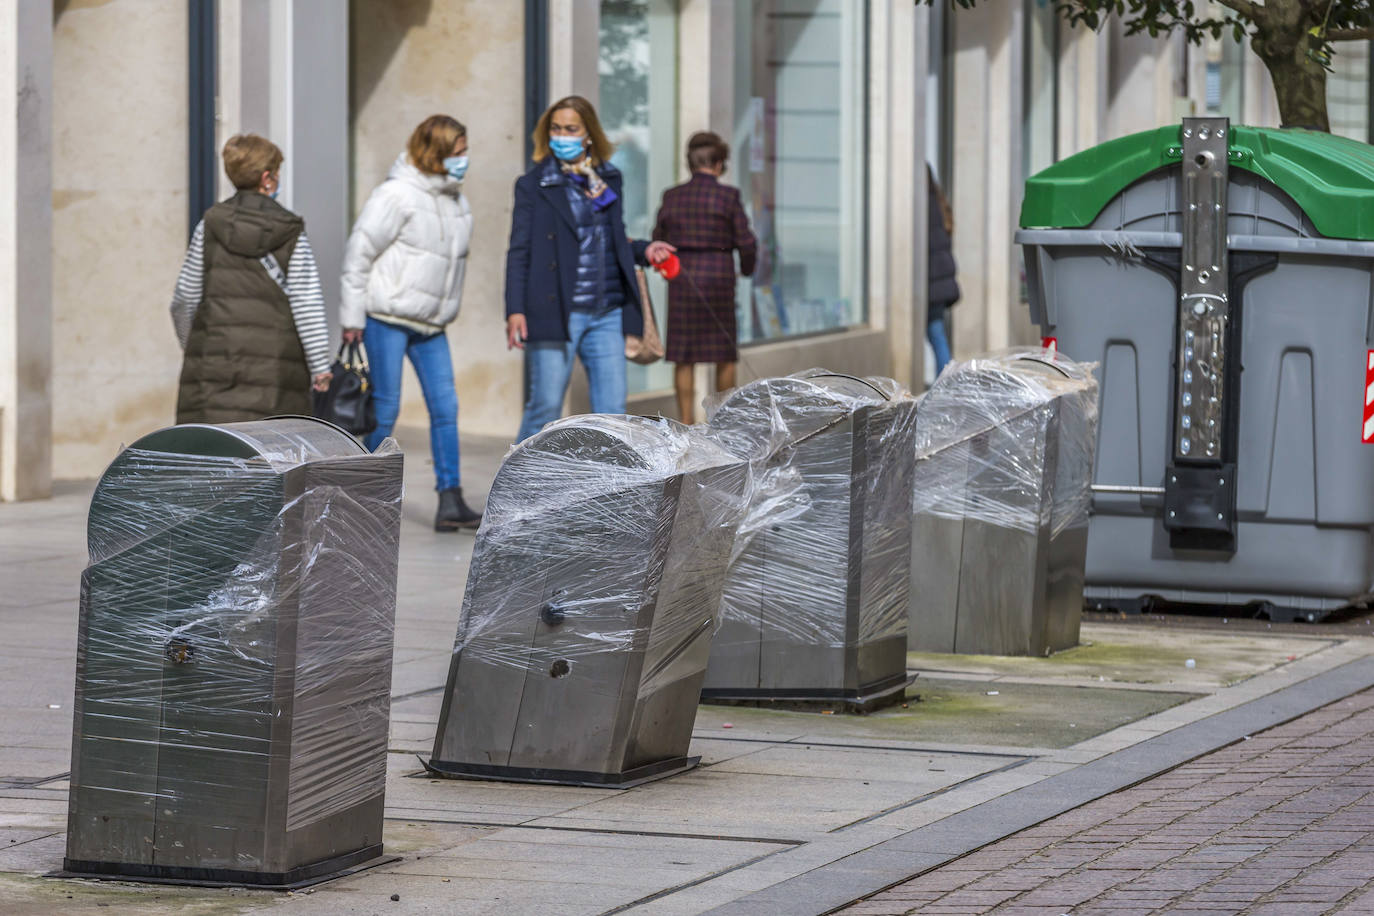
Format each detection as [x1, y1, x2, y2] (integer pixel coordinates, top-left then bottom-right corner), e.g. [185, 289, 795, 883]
[222, 134, 283, 190]
[407, 115, 467, 175]
[531, 96, 614, 164]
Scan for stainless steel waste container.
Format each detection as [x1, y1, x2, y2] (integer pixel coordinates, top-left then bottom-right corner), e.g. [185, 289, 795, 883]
[910, 352, 1098, 656]
[702, 372, 918, 710]
[428, 416, 748, 787]
[64, 417, 403, 887]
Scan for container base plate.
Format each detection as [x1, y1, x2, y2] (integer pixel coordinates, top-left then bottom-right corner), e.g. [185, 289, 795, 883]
[51, 847, 396, 890]
[700, 672, 916, 714]
[420, 754, 700, 788]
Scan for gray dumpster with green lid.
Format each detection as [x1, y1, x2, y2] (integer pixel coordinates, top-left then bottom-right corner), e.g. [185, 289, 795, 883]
[1017, 118, 1374, 620]
[64, 417, 403, 887]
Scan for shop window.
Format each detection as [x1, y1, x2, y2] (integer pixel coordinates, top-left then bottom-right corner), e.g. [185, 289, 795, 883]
[600, 0, 679, 394]
[1203, 32, 1245, 121]
[1329, 41, 1371, 142]
[732, 0, 869, 344]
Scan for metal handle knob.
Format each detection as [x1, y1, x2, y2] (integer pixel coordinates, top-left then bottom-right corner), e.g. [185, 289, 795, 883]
[540, 601, 567, 627]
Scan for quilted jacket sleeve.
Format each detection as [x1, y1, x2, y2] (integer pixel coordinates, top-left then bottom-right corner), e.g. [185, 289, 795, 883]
[341, 183, 408, 329]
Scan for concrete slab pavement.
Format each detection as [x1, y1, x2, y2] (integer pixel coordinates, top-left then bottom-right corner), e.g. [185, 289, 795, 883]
[1, 425, 1372, 914]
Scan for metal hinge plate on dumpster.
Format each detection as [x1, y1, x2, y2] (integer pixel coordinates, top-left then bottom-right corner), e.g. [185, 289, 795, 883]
[1165, 117, 1238, 553]
[1175, 118, 1229, 463]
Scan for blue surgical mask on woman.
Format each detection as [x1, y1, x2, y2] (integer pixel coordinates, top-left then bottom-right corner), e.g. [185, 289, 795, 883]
[443, 155, 469, 181]
[549, 135, 586, 162]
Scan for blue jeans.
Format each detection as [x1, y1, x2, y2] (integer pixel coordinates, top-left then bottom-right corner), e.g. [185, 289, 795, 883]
[363, 316, 461, 491]
[517, 307, 626, 442]
[927, 303, 953, 378]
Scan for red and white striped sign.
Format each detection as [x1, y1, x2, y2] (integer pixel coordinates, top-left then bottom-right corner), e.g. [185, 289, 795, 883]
[1364, 350, 1374, 443]
[1041, 336, 1058, 357]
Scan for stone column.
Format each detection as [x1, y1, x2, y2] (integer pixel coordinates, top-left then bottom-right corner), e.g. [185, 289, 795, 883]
[677, 0, 734, 159]
[873, 0, 925, 391]
[1106, 22, 1183, 139]
[548, 0, 600, 104]
[219, 0, 349, 337]
[675, 0, 737, 416]
[950, 1, 1024, 357]
[1058, 23, 1109, 158]
[0, 2, 52, 501]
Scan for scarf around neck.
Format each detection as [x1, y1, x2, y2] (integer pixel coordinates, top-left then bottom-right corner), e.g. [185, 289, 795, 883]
[560, 158, 618, 211]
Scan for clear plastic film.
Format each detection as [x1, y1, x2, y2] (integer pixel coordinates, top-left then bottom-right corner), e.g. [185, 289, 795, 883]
[912, 347, 1100, 538]
[439, 414, 752, 714]
[702, 371, 919, 681]
[67, 419, 403, 874]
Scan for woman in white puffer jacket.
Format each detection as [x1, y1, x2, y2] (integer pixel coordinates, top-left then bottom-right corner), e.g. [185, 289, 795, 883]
[341, 114, 481, 530]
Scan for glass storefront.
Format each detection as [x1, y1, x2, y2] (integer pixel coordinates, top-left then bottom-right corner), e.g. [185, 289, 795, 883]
[1329, 41, 1371, 142]
[732, 0, 869, 345]
[600, 0, 870, 394]
[1203, 32, 1245, 122]
[599, 0, 679, 394]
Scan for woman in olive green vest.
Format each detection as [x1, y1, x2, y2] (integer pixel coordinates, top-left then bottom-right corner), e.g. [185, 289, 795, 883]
[170, 133, 332, 424]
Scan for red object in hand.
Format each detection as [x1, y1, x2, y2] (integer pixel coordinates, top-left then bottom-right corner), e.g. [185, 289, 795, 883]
[654, 252, 681, 280]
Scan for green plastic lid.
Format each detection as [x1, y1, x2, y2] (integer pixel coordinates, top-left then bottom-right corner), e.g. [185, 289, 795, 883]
[1020, 125, 1374, 240]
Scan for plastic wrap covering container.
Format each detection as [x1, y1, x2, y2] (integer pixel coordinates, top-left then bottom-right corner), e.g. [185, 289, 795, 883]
[701, 371, 919, 711]
[910, 351, 1099, 656]
[64, 417, 404, 888]
[1018, 121, 1374, 620]
[428, 415, 749, 788]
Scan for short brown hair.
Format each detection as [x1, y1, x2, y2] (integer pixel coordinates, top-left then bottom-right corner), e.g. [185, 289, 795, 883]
[532, 96, 615, 164]
[686, 131, 729, 173]
[407, 115, 467, 175]
[222, 134, 283, 190]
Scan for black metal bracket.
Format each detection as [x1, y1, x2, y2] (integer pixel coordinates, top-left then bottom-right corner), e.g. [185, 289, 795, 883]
[1163, 463, 1236, 551]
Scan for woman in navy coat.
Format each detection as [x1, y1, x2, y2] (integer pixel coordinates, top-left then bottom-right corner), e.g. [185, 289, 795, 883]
[505, 95, 675, 442]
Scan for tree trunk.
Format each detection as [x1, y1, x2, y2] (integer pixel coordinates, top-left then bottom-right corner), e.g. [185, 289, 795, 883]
[1249, 0, 1331, 131]
[1259, 51, 1331, 131]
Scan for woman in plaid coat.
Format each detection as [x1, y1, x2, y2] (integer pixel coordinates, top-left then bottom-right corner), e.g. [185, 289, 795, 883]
[652, 132, 757, 421]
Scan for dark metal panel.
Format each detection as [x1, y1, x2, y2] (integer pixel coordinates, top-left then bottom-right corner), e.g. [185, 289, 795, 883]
[188, 0, 217, 236]
[524, 0, 549, 167]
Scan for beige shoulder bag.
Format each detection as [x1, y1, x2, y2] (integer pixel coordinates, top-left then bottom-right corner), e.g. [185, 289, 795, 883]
[625, 267, 666, 365]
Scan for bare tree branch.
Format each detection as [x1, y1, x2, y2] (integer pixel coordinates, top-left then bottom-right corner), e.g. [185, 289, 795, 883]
[1327, 27, 1374, 41]
[1212, 0, 1263, 21]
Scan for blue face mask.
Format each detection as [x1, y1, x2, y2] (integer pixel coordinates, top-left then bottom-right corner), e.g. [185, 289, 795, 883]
[549, 135, 587, 162]
[443, 155, 469, 181]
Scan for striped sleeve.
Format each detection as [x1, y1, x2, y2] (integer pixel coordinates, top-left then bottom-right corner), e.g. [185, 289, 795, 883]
[169, 220, 206, 348]
[285, 233, 333, 376]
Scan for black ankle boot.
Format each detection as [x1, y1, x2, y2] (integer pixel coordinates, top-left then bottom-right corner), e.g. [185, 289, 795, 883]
[435, 487, 483, 531]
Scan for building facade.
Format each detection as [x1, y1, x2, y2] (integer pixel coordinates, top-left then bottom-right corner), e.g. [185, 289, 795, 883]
[1, 0, 1369, 498]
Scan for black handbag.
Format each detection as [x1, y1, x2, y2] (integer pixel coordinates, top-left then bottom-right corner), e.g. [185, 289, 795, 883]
[313, 341, 378, 437]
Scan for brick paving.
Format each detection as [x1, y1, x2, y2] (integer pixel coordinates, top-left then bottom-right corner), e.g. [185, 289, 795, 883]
[838, 688, 1374, 915]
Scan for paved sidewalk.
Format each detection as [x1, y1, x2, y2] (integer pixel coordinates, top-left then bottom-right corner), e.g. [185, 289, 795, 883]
[840, 688, 1374, 915]
[4, 424, 1374, 914]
